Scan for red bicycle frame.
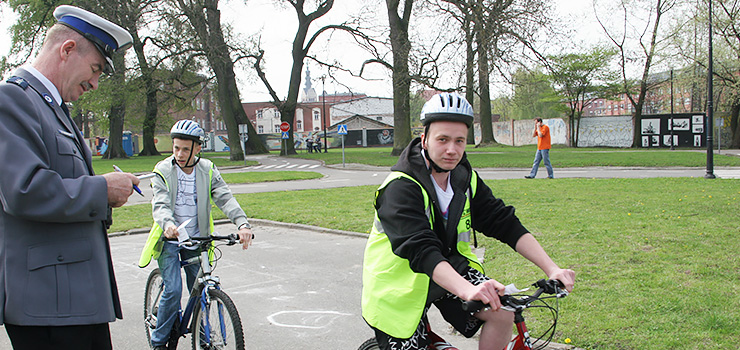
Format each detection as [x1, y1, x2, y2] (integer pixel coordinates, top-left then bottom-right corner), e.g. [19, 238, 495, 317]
[506, 313, 533, 350]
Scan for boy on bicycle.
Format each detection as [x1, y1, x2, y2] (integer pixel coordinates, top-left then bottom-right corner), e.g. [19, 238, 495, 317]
[361, 93, 575, 350]
[138, 120, 253, 350]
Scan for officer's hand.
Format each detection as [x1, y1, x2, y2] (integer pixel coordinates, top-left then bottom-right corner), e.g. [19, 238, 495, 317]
[102, 172, 138, 207]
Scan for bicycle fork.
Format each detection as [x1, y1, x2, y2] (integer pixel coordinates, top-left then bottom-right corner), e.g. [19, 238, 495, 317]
[191, 284, 229, 347]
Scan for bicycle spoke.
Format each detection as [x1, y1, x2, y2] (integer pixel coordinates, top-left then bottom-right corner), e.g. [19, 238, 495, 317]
[192, 289, 244, 350]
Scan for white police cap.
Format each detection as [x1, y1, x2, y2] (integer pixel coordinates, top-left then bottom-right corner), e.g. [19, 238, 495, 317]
[53, 5, 133, 74]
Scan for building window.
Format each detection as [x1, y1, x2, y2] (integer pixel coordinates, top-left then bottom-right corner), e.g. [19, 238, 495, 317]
[296, 120, 302, 130]
[258, 125, 264, 133]
[256, 110, 263, 119]
[314, 110, 320, 120]
[314, 127, 320, 131]
[274, 124, 281, 133]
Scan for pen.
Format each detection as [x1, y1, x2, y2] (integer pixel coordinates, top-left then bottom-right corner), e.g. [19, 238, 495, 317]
[113, 165, 144, 196]
[137, 173, 157, 180]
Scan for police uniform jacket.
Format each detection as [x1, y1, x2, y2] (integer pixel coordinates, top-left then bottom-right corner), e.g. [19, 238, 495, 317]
[0, 67, 122, 326]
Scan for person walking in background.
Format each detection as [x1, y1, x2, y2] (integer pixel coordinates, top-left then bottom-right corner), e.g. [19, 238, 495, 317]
[0, 5, 138, 350]
[525, 117, 553, 179]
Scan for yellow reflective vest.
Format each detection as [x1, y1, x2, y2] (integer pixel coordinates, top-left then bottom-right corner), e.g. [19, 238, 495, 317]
[361, 171, 483, 338]
[138, 165, 215, 268]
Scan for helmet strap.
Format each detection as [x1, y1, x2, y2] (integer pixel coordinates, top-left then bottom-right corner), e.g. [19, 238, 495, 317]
[175, 140, 201, 170]
[421, 147, 450, 173]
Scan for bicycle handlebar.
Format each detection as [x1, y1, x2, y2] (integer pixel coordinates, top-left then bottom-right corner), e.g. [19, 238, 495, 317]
[461, 279, 567, 313]
[179, 232, 255, 247]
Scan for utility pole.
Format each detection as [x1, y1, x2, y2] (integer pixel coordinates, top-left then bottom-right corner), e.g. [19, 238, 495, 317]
[705, 0, 715, 179]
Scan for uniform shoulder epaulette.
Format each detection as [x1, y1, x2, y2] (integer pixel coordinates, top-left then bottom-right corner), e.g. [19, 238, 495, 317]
[6, 76, 29, 90]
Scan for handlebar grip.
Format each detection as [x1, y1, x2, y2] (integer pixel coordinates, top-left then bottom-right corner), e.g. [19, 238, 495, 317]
[461, 300, 487, 313]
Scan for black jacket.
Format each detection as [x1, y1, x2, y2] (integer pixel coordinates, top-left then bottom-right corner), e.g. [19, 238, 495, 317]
[376, 138, 529, 283]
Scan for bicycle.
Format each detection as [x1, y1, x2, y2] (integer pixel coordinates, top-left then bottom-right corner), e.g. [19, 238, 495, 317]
[144, 233, 246, 350]
[358, 279, 569, 350]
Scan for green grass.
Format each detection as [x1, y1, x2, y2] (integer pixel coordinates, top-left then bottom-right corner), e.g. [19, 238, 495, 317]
[293, 145, 740, 168]
[104, 146, 740, 349]
[220, 171, 323, 184]
[91, 152, 258, 175]
[111, 177, 740, 349]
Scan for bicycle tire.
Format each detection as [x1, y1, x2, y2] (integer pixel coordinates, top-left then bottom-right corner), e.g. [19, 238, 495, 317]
[191, 288, 245, 350]
[358, 337, 380, 350]
[144, 268, 164, 348]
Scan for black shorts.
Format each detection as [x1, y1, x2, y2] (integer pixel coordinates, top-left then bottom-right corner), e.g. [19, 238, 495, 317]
[372, 266, 491, 350]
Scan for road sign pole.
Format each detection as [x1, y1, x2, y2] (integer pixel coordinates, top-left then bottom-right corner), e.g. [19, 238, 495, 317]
[342, 134, 345, 168]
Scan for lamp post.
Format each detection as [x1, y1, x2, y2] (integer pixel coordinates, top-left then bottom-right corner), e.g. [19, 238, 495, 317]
[670, 69, 674, 150]
[705, 0, 715, 179]
[322, 75, 328, 153]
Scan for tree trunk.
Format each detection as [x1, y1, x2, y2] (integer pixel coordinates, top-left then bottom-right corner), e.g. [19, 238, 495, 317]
[279, 16, 312, 156]
[180, 0, 267, 160]
[464, 17, 476, 145]
[387, 0, 413, 156]
[103, 53, 128, 159]
[475, 21, 494, 144]
[132, 27, 161, 156]
[631, 81, 648, 148]
[730, 102, 740, 148]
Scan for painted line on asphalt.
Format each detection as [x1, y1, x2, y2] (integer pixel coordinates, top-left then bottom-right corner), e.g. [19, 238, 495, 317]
[266, 310, 353, 329]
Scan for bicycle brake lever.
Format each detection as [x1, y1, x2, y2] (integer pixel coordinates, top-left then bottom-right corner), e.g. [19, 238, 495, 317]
[178, 239, 195, 248]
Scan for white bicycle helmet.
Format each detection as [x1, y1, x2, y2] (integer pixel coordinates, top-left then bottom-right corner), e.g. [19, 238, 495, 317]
[171, 120, 205, 144]
[420, 92, 474, 128]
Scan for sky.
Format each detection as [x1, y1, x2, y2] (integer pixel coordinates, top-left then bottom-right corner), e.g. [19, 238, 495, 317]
[0, 0, 604, 102]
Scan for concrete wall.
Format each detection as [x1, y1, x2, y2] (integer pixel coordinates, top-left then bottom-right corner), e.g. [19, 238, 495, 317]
[492, 118, 568, 146]
[576, 116, 633, 147]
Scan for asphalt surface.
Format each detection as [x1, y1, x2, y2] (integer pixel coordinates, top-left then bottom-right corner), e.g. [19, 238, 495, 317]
[2, 151, 739, 349]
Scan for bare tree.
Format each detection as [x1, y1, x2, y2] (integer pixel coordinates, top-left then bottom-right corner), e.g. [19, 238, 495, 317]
[171, 0, 268, 160]
[250, 0, 369, 155]
[385, 0, 415, 156]
[596, 0, 676, 148]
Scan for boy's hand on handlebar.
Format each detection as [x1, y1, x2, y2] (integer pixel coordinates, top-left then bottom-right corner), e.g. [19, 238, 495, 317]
[237, 227, 253, 250]
[548, 268, 575, 292]
[163, 224, 179, 239]
[463, 279, 506, 311]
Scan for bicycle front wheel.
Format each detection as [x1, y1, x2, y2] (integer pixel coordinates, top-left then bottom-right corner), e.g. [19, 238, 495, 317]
[191, 288, 245, 350]
[358, 337, 380, 350]
[144, 268, 164, 348]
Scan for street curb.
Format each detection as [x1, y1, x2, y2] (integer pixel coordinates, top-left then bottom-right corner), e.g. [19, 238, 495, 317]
[108, 218, 369, 239]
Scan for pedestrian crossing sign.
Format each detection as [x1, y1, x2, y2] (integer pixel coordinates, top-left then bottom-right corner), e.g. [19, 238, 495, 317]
[337, 124, 348, 135]
[281, 131, 289, 139]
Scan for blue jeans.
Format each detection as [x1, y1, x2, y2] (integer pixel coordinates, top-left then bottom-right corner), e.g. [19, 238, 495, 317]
[150, 242, 201, 347]
[529, 149, 553, 178]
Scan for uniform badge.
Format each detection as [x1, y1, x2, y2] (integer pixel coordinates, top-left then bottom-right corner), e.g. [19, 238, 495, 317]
[42, 93, 54, 104]
[6, 76, 29, 90]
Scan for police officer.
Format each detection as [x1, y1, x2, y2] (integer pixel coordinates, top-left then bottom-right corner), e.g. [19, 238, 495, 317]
[0, 5, 137, 350]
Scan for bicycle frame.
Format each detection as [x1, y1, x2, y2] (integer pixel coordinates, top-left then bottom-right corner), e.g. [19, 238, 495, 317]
[507, 311, 533, 350]
[145, 233, 245, 350]
[175, 246, 223, 340]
